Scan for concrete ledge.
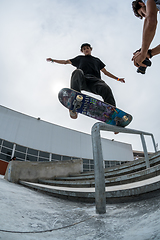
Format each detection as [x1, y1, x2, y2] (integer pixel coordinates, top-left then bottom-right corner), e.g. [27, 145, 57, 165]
[4, 159, 83, 183]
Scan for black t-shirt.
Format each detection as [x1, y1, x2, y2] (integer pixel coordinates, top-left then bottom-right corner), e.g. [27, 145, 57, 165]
[70, 55, 105, 79]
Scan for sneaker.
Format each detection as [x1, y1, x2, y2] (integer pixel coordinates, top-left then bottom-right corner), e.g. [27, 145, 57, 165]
[69, 110, 78, 119]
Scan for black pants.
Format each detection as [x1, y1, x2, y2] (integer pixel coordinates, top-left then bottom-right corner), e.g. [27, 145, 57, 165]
[70, 69, 116, 107]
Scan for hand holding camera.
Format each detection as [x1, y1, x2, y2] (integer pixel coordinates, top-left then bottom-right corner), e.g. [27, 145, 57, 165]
[133, 48, 152, 74]
[137, 57, 152, 74]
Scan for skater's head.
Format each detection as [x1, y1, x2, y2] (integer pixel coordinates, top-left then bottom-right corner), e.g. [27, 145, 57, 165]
[132, 0, 146, 19]
[80, 43, 92, 55]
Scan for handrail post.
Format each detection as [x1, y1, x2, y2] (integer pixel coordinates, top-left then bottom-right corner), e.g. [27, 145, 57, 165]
[91, 122, 156, 214]
[91, 123, 106, 214]
[140, 134, 150, 168]
[151, 134, 157, 152]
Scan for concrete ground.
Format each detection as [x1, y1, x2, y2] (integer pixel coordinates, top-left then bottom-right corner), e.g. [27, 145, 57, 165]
[1, 175, 160, 240]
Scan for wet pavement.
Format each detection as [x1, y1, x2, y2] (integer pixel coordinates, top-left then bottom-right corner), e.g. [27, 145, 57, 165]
[1, 174, 160, 240]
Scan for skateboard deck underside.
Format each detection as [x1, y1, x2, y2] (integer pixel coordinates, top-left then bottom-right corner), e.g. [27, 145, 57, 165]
[58, 88, 132, 127]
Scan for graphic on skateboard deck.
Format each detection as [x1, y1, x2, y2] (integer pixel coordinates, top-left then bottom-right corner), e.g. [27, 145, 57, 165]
[58, 88, 132, 127]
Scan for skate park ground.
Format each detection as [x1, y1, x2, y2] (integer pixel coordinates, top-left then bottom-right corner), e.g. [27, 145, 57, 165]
[1, 174, 160, 240]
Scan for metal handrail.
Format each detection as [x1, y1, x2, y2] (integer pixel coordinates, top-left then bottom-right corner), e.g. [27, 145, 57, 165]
[91, 122, 157, 214]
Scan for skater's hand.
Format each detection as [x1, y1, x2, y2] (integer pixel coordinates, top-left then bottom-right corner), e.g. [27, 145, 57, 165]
[46, 58, 54, 62]
[118, 78, 125, 83]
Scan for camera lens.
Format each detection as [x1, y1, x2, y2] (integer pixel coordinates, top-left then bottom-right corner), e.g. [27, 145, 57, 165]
[137, 58, 152, 74]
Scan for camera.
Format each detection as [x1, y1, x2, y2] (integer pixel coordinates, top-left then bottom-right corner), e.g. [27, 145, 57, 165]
[137, 57, 152, 74]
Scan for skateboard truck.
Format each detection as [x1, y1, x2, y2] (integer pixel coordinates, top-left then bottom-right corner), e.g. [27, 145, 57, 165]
[72, 95, 83, 112]
[114, 115, 129, 127]
[114, 117, 122, 126]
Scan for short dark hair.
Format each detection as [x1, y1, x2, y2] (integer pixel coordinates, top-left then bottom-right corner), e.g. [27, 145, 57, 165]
[132, 0, 143, 19]
[80, 43, 92, 51]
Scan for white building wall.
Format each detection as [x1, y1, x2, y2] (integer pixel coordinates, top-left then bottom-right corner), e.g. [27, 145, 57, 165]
[0, 105, 134, 161]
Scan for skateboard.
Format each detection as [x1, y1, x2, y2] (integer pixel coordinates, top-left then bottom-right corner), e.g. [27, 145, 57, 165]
[58, 88, 132, 127]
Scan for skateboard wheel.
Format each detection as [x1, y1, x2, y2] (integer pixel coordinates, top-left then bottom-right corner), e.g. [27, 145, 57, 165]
[76, 95, 83, 102]
[123, 115, 128, 122]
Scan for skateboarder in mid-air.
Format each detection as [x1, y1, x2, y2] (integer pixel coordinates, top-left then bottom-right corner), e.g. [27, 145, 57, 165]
[46, 43, 125, 119]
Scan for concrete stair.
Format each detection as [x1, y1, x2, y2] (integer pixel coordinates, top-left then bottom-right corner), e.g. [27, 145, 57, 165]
[19, 151, 160, 203]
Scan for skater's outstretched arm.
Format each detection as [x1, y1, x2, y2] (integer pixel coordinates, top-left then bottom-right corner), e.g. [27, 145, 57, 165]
[101, 68, 125, 83]
[46, 58, 72, 64]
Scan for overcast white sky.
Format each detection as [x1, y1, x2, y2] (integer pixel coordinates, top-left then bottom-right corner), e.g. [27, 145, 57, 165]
[0, 0, 160, 152]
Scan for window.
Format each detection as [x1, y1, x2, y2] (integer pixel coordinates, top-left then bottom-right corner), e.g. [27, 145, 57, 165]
[0, 153, 11, 162]
[62, 156, 71, 161]
[16, 145, 27, 153]
[3, 140, 13, 149]
[26, 155, 37, 161]
[39, 151, 49, 158]
[116, 162, 120, 166]
[104, 161, 110, 168]
[39, 157, 49, 162]
[110, 161, 116, 167]
[83, 164, 89, 171]
[90, 160, 94, 165]
[14, 151, 25, 160]
[1, 147, 12, 156]
[52, 154, 61, 161]
[83, 159, 89, 164]
[27, 148, 38, 156]
[83, 159, 90, 171]
[90, 164, 94, 170]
